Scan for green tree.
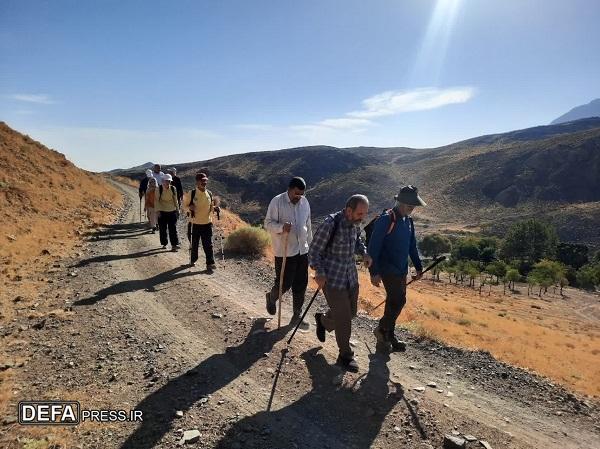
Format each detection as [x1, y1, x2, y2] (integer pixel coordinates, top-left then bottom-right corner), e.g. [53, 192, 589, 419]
[576, 264, 600, 291]
[451, 238, 481, 262]
[500, 219, 558, 271]
[419, 234, 452, 259]
[464, 260, 480, 288]
[556, 242, 589, 270]
[505, 269, 521, 292]
[485, 260, 507, 283]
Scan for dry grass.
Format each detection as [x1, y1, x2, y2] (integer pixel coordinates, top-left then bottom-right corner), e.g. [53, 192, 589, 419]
[357, 269, 600, 397]
[0, 122, 123, 447]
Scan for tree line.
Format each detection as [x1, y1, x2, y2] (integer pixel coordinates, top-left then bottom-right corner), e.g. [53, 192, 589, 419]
[417, 219, 600, 296]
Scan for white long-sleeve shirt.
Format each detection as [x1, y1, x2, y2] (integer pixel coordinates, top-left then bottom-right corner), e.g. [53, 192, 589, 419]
[264, 192, 312, 257]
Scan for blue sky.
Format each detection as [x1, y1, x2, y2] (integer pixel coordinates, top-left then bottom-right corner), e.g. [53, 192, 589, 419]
[1, 0, 599, 171]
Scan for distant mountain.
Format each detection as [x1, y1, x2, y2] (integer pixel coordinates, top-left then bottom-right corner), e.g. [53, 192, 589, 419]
[551, 98, 600, 125]
[107, 161, 154, 174]
[112, 117, 600, 249]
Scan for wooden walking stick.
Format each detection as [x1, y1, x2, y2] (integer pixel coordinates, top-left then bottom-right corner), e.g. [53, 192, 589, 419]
[277, 231, 289, 329]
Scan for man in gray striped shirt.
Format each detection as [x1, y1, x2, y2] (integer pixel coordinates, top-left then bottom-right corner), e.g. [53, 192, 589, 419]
[264, 177, 313, 328]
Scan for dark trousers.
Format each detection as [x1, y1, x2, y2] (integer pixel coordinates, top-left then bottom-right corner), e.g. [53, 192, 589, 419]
[379, 274, 407, 333]
[158, 211, 179, 247]
[188, 223, 215, 265]
[268, 253, 308, 313]
[321, 285, 359, 358]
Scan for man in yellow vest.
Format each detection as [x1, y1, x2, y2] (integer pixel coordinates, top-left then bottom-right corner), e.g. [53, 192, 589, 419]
[183, 172, 219, 270]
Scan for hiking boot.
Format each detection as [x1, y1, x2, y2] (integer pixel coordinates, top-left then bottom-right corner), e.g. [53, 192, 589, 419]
[374, 326, 392, 352]
[292, 310, 310, 330]
[314, 313, 326, 342]
[336, 354, 359, 373]
[207, 263, 217, 270]
[388, 332, 407, 352]
[266, 292, 276, 316]
[162, 245, 167, 249]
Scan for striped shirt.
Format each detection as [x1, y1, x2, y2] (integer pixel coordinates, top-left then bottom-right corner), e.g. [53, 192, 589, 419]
[308, 211, 367, 290]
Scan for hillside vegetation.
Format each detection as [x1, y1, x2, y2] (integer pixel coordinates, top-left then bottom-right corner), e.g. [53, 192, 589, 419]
[117, 118, 600, 248]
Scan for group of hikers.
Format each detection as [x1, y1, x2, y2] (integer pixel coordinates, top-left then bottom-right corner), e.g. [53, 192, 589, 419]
[139, 167, 426, 373]
[265, 177, 426, 372]
[138, 164, 220, 270]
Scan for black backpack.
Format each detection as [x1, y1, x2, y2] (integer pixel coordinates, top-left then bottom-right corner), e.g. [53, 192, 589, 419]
[364, 209, 399, 246]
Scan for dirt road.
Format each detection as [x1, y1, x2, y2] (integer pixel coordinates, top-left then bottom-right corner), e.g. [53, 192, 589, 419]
[2, 182, 599, 449]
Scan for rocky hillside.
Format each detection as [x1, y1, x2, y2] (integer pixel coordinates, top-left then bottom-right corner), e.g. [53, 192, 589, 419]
[115, 118, 600, 248]
[0, 122, 122, 318]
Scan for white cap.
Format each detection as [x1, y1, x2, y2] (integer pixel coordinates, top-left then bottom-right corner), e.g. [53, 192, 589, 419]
[145, 169, 153, 177]
[163, 174, 173, 182]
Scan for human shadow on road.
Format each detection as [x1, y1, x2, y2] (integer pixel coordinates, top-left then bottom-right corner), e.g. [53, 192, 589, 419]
[73, 265, 197, 306]
[85, 222, 151, 241]
[119, 318, 293, 449]
[72, 248, 166, 268]
[216, 349, 413, 449]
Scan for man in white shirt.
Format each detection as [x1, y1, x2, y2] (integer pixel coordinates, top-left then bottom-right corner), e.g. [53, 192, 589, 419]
[152, 163, 165, 185]
[264, 177, 312, 327]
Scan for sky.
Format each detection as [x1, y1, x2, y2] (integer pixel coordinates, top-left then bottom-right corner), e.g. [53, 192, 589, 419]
[1, 0, 599, 171]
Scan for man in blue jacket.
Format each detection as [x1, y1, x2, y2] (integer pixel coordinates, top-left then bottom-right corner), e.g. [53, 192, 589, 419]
[367, 185, 426, 352]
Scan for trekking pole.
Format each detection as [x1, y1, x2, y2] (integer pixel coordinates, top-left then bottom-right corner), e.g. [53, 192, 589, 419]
[287, 289, 320, 345]
[139, 196, 142, 223]
[370, 256, 446, 312]
[277, 231, 289, 330]
[189, 221, 194, 266]
[216, 208, 224, 262]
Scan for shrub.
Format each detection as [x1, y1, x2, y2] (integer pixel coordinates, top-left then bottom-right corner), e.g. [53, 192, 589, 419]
[224, 226, 270, 256]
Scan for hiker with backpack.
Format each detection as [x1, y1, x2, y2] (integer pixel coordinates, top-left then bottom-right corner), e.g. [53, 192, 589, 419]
[183, 172, 219, 270]
[264, 177, 312, 329]
[139, 169, 153, 199]
[156, 174, 181, 251]
[309, 194, 372, 372]
[167, 167, 184, 206]
[367, 185, 425, 352]
[144, 177, 159, 233]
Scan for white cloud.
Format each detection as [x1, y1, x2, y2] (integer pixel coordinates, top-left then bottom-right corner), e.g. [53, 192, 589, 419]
[317, 118, 373, 129]
[348, 87, 475, 118]
[8, 94, 55, 104]
[291, 86, 474, 136]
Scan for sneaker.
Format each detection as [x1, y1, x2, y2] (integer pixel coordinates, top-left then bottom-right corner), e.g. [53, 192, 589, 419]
[388, 332, 407, 352]
[171, 246, 179, 252]
[336, 354, 359, 373]
[374, 326, 392, 352]
[292, 311, 310, 330]
[162, 245, 167, 249]
[266, 292, 276, 315]
[151, 229, 156, 234]
[314, 313, 326, 342]
[207, 263, 217, 270]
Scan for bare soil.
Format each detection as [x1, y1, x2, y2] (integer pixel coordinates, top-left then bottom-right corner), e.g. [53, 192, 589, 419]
[1, 182, 599, 449]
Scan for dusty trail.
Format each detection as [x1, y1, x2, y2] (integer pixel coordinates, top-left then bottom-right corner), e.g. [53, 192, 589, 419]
[4, 181, 598, 449]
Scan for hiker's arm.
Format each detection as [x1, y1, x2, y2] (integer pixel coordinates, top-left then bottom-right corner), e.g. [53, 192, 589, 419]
[409, 221, 423, 273]
[182, 191, 191, 213]
[308, 219, 332, 279]
[367, 216, 388, 277]
[264, 197, 283, 234]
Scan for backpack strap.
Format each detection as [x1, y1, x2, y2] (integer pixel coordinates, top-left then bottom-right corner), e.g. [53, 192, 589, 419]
[325, 212, 342, 250]
[386, 209, 397, 236]
[189, 189, 196, 206]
